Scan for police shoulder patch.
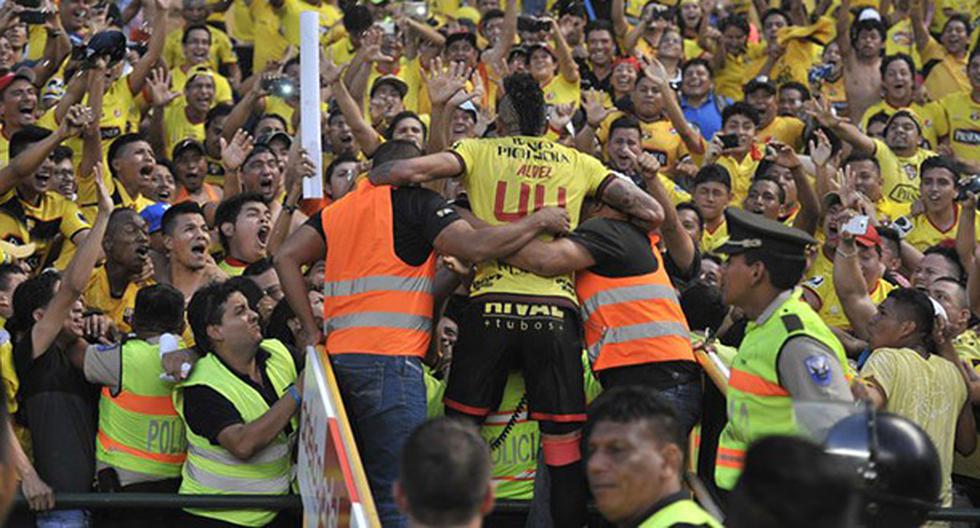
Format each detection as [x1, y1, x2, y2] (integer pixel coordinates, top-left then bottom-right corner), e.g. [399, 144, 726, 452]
[804, 354, 832, 387]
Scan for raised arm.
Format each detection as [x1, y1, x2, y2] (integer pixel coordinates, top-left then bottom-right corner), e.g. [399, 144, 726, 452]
[144, 68, 181, 157]
[636, 151, 695, 271]
[646, 60, 705, 156]
[274, 223, 325, 350]
[957, 194, 977, 274]
[807, 96, 875, 155]
[219, 129, 255, 199]
[910, 0, 929, 53]
[599, 176, 665, 232]
[268, 141, 313, 254]
[128, 0, 170, 95]
[549, 18, 580, 84]
[434, 206, 570, 263]
[31, 167, 112, 359]
[220, 76, 268, 143]
[32, 2, 72, 86]
[369, 152, 463, 186]
[611, 0, 630, 41]
[0, 105, 91, 197]
[324, 59, 382, 157]
[425, 58, 470, 154]
[835, 0, 853, 58]
[770, 141, 820, 235]
[832, 231, 877, 341]
[482, 0, 517, 68]
[78, 59, 107, 180]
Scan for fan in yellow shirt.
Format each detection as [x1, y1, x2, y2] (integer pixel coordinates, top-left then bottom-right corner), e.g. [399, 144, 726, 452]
[802, 225, 895, 330]
[859, 55, 943, 149]
[691, 102, 766, 203]
[166, 30, 234, 105]
[932, 51, 980, 169]
[912, 8, 971, 101]
[892, 156, 980, 251]
[0, 74, 58, 167]
[148, 69, 214, 157]
[691, 164, 733, 254]
[82, 208, 155, 334]
[280, 0, 342, 46]
[710, 15, 767, 100]
[162, 0, 240, 87]
[526, 28, 580, 142]
[251, 0, 290, 72]
[743, 76, 806, 151]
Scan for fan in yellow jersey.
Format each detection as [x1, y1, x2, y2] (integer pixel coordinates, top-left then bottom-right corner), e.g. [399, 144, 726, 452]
[858, 53, 942, 149]
[892, 157, 980, 251]
[83, 208, 155, 334]
[743, 77, 806, 151]
[162, 0, 241, 88]
[76, 134, 159, 224]
[0, 73, 57, 167]
[166, 31, 234, 106]
[147, 68, 215, 158]
[709, 14, 767, 101]
[933, 49, 980, 172]
[692, 164, 733, 254]
[911, 4, 971, 101]
[802, 224, 895, 330]
[0, 126, 92, 271]
[368, 73, 663, 528]
[813, 99, 936, 204]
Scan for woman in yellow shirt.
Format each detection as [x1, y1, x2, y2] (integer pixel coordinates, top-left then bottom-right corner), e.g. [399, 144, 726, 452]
[527, 19, 581, 112]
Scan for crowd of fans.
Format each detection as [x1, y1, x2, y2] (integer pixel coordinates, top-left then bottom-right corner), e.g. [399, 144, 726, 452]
[0, 0, 978, 525]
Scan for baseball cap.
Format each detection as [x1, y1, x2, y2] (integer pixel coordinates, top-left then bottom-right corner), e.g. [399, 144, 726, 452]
[743, 75, 776, 96]
[853, 223, 881, 248]
[370, 75, 409, 99]
[822, 191, 843, 211]
[172, 138, 206, 160]
[256, 131, 292, 149]
[0, 72, 34, 96]
[526, 42, 557, 60]
[140, 202, 170, 235]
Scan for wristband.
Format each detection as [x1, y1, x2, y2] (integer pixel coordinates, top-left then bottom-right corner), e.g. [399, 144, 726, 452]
[288, 385, 302, 406]
[282, 203, 298, 214]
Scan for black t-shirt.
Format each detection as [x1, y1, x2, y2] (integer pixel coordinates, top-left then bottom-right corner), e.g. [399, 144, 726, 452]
[567, 217, 700, 285]
[305, 186, 461, 266]
[576, 57, 614, 95]
[13, 332, 97, 493]
[182, 342, 303, 445]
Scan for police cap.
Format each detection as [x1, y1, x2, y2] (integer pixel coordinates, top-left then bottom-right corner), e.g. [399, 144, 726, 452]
[716, 207, 817, 260]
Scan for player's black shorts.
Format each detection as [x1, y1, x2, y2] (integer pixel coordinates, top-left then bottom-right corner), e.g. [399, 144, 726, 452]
[444, 297, 586, 423]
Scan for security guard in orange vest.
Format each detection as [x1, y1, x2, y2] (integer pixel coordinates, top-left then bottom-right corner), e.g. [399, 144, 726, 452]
[712, 208, 853, 495]
[275, 140, 571, 526]
[83, 284, 197, 527]
[506, 156, 702, 434]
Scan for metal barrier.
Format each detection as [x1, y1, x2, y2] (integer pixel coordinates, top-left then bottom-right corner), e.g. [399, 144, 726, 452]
[12, 494, 303, 511]
[13, 495, 980, 522]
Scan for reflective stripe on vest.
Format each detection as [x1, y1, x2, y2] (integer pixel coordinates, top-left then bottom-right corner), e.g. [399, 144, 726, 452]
[97, 339, 186, 478]
[322, 180, 436, 357]
[575, 236, 694, 371]
[716, 291, 849, 490]
[175, 339, 296, 527]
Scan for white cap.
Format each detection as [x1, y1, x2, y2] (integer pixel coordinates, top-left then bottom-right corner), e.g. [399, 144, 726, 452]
[857, 8, 882, 22]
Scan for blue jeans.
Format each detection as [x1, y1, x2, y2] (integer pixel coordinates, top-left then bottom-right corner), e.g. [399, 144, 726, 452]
[331, 354, 426, 528]
[36, 510, 90, 528]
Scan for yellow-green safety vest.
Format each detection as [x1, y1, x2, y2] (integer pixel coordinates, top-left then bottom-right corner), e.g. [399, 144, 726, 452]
[638, 498, 724, 528]
[481, 372, 539, 501]
[97, 338, 187, 478]
[174, 339, 298, 527]
[715, 290, 848, 490]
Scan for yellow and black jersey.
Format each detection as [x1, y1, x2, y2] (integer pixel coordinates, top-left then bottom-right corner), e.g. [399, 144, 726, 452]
[934, 91, 980, 166]
[0, 190, 89, 268]
[450, 136, 613, 304]
[596, 112, 689, 170]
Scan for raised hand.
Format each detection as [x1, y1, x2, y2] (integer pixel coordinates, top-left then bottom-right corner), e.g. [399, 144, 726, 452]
[146, 68, 180, 108]
[547, 103, 575, 133]
[768, 141, 801, 169]
[319, 50, 344, 87]
[805, 95, 844, 129]
[531, 206, 571, 235]
[93, 164, 114, 215]
[60, 104, 94, 138]
[426, 57, 468, 106]
[582, 89, 610, 128]
[808, 128, 834, 167]
[220, 129, 255, 172]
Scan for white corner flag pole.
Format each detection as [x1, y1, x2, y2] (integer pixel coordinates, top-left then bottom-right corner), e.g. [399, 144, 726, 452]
[300, 11, 323, 199]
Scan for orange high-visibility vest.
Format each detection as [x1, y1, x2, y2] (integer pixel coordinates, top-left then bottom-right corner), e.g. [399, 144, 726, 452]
[321, 179, 436, 357]
[575, 234, 694, 371]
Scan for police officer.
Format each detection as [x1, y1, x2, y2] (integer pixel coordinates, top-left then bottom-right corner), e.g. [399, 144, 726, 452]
[714, 208, 853, 493]
[585, 386, 722, 527]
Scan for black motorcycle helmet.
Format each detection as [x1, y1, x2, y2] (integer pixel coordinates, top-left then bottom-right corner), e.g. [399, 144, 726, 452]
[824, 408, 942, 528]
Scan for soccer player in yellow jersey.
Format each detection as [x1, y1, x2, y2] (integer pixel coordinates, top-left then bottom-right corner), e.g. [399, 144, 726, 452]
[893, 157, 980, 251]
[368, 73, 662, 528]
[934, 48, 980, 172]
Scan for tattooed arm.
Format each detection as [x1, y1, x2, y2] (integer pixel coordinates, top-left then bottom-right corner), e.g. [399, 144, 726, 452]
[368, 152, 463, 186]
[598, 176, 665, 231]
